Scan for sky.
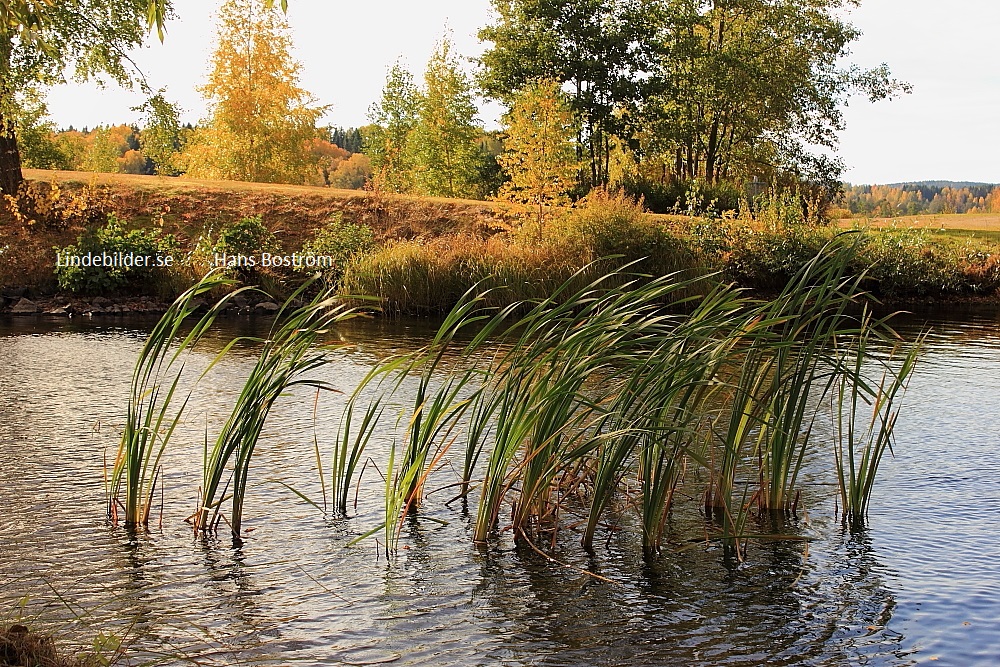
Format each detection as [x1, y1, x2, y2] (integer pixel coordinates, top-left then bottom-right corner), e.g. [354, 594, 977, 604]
[44, 0, 1000, 186]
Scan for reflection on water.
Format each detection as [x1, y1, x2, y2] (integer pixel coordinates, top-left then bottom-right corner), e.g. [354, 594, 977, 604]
[1, 310, 999, 665]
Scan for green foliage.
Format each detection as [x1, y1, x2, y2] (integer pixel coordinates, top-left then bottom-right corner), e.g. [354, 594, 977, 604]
[54, 214, 178, 294]
[478, 0, 657, 187]
[365, 63, 418, 193]
[0, 0, 178, 191]
[207, 214, 280, 279]
[479, 0, 907, 189]
[136, 91, 183, 176]
[12, 93, 73, 170]
[298, 214, 375, 280]
[214, 215, 277, 256]
[407, 37, 483, 198]
[855, 227, 961, 296]
[327, 125, 364, 153]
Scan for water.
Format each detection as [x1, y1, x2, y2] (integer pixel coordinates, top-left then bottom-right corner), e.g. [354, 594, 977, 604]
[0, 310, 998, 666]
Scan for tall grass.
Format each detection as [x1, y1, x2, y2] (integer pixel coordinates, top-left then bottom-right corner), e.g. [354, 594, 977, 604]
[110, 273, 238, 528]
[194, 281, 356, 537]
[833, 323, 923, 525]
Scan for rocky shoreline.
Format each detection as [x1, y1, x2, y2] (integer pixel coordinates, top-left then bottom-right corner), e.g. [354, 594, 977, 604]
[0, 288, 283, 318]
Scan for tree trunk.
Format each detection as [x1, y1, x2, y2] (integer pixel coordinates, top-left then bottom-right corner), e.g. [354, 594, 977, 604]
[706, 118, 720, 183]
[0, 34, 21, 195]
[0, 113, 23, 196]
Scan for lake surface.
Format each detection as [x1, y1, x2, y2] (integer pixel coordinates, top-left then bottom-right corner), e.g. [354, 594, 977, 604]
[1, 309, 998, 666]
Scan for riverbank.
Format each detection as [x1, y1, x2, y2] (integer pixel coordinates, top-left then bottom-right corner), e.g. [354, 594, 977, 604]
[4, 171, 1000, 315]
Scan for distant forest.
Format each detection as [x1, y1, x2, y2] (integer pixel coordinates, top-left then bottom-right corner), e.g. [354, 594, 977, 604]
[838, 182, 1000, 217]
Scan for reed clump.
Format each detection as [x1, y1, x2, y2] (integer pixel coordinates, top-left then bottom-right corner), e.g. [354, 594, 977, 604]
[116, 232, 919, 563]
[109, 272, 239, 528]
[335, 233, 921, 560]
[195, 280, 357, 537]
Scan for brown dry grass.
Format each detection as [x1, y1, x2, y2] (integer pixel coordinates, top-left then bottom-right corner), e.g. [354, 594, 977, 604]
[22, 170, 512, 248]
[0, 624, 93, 667]
[1, 170, 518, 292]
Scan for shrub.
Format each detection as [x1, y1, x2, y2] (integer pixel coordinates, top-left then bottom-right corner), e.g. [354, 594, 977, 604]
[213, 215, 279, 259]
[54, 214, 178, 294]
[298, 214, 375, 281]
[561, 189, 703, 280]
[853, 227, 961, 296]
[2, 180, 108, 231]
[192, 215, 281, 281]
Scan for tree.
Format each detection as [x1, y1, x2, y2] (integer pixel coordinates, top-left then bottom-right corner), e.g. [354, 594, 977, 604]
[407, 37, 482, 198]
[636, 0, 909, 190]
[12, 91, 70, 169]
[305, 137, 348, 186]
[328, 153, 372, 190]
[0, 0, 288, 194]
[479, 0, 661, 188]
[0, 1, 151, 192]
[183, 0, 323, 184]
[497, 79, 578, 242]
[364, 63, 418, 193]
[136, 92, 183, 175]
[83, 125, 130, 173]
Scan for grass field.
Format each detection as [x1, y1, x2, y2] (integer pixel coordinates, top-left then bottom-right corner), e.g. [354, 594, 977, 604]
[839, 213, 1000, 232]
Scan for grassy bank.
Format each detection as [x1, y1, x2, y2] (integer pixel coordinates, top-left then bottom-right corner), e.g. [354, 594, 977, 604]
[4, 171, 1000, 313]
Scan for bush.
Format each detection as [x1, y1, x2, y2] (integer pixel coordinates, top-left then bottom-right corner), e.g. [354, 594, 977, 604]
[54, 214, 178, 294]
[298, 214, 375, 281]
[561, 189, 703, 280]
[853, 228, 961, 296]
[2, 180, 108, 231]
[213, 215, 279, 259]
[193, 215, 281, 281]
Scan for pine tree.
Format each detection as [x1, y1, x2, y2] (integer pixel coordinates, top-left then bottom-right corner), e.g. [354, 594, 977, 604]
[497, 79, 579, 242]
[183, 0, 324, 184]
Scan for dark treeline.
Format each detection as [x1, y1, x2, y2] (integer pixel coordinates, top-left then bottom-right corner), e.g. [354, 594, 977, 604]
[327, 126, 363, 154]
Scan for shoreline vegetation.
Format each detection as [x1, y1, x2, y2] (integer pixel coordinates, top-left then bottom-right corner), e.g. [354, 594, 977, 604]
[4, 171, 1000, 317]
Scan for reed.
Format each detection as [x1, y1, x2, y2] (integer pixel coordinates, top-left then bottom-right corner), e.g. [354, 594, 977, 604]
[833, 322, 922, 525]
[466, 265, 732, 546]
[110, 272, 238, 528]
[335, 288, 508, 553]
[195, 281, 356, 537]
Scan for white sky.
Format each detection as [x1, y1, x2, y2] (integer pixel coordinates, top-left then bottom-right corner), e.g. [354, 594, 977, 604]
[44, 0, 1000, 185]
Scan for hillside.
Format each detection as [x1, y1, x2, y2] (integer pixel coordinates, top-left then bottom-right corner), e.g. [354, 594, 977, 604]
[1, 170, 516, 292]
